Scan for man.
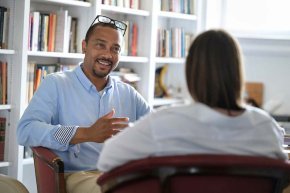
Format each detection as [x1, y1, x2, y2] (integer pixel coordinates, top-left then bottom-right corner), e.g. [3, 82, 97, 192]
[17, 15, 151, 193]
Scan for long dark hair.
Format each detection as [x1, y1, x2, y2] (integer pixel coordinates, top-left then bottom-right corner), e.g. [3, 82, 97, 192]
[186, 29, 244, 111]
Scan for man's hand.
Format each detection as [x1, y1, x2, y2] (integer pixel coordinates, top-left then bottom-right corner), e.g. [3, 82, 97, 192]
[70, 109, 129, 144]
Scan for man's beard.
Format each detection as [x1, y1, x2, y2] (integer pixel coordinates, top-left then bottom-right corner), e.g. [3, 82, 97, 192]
[93, 68, 110, 78]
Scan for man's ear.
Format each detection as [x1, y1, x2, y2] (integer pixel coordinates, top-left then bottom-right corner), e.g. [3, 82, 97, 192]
[82, 40, 86, 53]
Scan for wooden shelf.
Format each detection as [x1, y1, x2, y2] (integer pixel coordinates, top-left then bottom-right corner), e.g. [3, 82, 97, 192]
[31, 0, 91, 7]
[0, 161, 11, 167]
[0, 49, 15, 55]
[28, 51, 84, 59]
[155, 57, 185, 64]
[101, 4, 150, 16]
[235, 33, 290, 41]
[0, 104, 12, 110]
[158, 11, 197, 21]
[120, 56, 148, 63]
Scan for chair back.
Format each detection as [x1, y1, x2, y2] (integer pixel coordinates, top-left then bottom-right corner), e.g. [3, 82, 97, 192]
[31, 146, 67, 193]
[97, 154, 290, 193]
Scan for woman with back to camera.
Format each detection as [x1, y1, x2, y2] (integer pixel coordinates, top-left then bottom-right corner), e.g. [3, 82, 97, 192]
[97, 29, 288, 172]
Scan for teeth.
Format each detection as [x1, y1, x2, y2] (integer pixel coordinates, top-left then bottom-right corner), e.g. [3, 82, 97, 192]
[98, 59, 110, 66]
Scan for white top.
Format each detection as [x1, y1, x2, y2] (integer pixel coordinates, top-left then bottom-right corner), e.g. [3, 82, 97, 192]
[97, 102, 288, 172]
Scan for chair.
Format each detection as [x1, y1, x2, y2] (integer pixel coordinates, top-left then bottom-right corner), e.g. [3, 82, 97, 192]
[97, 154, 290, 193]
[31, 146, 67, 193]
[0, 174, 29, 193]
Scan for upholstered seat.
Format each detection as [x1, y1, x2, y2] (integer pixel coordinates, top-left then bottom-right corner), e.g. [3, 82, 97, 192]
[0, 174, 29, 193]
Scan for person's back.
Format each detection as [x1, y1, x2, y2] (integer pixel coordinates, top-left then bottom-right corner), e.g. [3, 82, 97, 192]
[135, 103, 285, 158]
[97, 29, 287, 172]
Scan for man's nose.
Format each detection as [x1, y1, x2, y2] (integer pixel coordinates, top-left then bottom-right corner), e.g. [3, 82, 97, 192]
[101, 47, 114, 58]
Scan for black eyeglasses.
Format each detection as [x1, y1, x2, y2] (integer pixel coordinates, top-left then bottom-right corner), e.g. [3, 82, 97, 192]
[90, 15, 127, 36]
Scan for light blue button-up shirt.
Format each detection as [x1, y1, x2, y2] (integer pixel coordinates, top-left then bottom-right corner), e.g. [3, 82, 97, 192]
[17, 64, 151, 172]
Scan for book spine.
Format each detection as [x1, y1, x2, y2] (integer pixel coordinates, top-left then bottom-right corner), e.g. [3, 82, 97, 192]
[131, 23, 138, 56]
[48, 13, 56, 52]
[32, 12, 40, 51]
[1, 61, 7, 104]
[0, 7, 7, 49]
[0, 117, 6, 161]
[43, 14, 49, 52]
[2, 8, 9, 49]
[55, 10, 68, 52]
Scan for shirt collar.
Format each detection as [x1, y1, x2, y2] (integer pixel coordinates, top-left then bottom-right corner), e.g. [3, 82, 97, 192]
[74, 63, 113, 92]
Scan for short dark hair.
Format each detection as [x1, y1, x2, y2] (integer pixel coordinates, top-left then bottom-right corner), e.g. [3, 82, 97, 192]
[84, 22, 119, 43]
[185, 29, 244, 111]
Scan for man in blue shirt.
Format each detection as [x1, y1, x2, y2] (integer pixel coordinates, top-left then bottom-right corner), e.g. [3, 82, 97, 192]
[17, 15, 151, 193]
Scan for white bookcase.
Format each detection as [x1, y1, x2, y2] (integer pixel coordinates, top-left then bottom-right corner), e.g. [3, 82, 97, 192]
[0, 0, 203, 192]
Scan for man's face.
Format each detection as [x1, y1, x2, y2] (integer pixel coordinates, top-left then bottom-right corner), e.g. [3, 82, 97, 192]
[82, 26, 122, 79]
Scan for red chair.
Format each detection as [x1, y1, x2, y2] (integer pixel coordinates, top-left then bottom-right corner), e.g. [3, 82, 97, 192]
[31, 146, 67, 193]
[97, 154, 290, 193]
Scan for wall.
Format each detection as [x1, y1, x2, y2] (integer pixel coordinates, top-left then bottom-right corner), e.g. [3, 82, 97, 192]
[240, 38, 290, 115]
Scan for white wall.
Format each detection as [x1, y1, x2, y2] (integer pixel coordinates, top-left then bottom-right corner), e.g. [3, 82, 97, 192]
[240, 39, 290, 115]
[204, 0, 290, 115]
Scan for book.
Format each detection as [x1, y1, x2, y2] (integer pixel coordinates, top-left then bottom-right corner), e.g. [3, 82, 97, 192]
[33, 63, 61, 92]
[2, 7, 9, 49]
[69, 17, 78, 53]
[55, 9, 69, 52]
[121, 21, 129, 56]
[0, 117, 6, 161]
[0, 61, 7, 104]
[65, 15, 72, 53]
[31, 11, 40, 51]
[42, 13, 49, 51]
[0, 6, 7, 49]
[130, 23, 138, 56]
[111, 67, 141, 90]
[48, 13, 57, 52]
[27, 63, 35, 102]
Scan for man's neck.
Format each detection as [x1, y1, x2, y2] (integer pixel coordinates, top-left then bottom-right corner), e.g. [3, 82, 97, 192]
[81, 65, 109, 91]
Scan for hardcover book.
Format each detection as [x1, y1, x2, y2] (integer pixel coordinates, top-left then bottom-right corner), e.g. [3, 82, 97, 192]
[0, 117, 6, 161]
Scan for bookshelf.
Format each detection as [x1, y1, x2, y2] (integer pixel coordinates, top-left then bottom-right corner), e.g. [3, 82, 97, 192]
[153, 0, 200, 107]
[0, 0, 202, 192]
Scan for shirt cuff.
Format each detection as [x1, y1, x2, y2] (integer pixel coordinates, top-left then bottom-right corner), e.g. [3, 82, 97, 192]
[53, 125, 78, 145]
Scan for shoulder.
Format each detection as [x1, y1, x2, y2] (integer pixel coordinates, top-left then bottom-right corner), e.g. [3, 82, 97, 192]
[244, 105, 272, 119]
[110, 77, 140, 97]
[149, 104, 194, 122]
[43, 70, 75, 85]
[243, 105, 276, 126]
[111, 77, 135, 89]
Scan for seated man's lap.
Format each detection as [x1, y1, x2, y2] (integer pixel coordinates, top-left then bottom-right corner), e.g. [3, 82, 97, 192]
[65, 170, 102, 193]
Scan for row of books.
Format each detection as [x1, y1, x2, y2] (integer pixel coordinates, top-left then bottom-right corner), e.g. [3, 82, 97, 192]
[102, 0, 140, 10]
[27, 63, 75, 102]
[111, 67, 141, 90]
[122, 21, 138, 56]
[0, 117, 6, 161]
[28, 10, 78, 53]
[0, 61, 7, 105]
[0, 6, 9, 49]
[156, 28, 194, 58]
[161, 0, 195, 14]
